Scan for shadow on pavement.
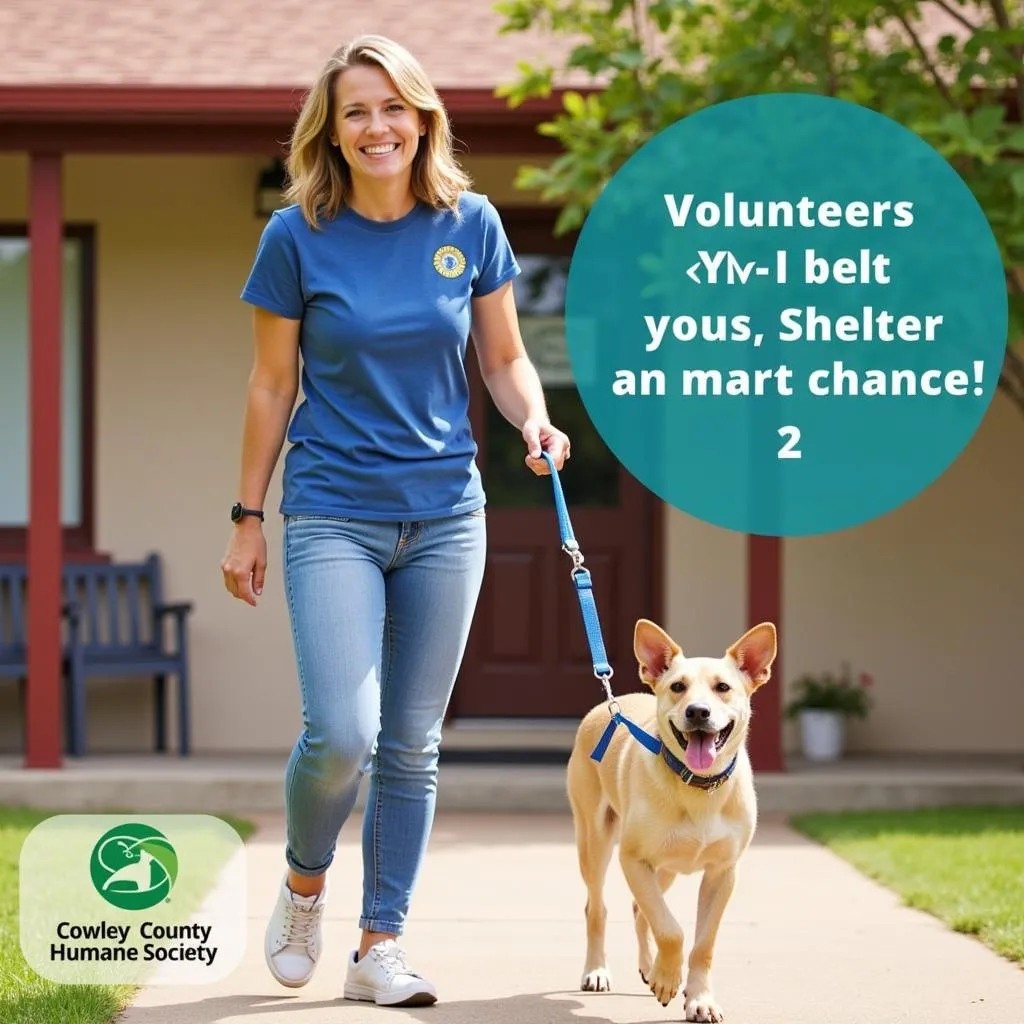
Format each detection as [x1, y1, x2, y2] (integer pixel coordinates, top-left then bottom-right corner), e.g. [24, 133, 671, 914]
[125, 989, 665, 1024]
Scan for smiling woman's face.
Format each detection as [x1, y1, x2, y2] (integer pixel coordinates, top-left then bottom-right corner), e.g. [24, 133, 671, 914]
[331, 64, 425, 187]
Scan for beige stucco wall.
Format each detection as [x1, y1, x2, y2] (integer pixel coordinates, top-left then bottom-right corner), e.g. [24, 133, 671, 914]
[0, 153, 297, 753]
[1, 152, 1022, 757]
[783, 391, 1024, 755]
[0, 152, 557, 755]
[664, 389, 1024, 756]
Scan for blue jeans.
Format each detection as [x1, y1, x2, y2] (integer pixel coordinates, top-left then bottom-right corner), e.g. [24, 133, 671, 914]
[281, 510, 487, 934]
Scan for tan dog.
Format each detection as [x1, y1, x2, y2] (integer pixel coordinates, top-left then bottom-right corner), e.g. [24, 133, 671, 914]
[566, 618, 778, 1023]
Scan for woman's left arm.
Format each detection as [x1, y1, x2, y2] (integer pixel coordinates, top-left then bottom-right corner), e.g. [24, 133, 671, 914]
[471, 280, 571, 476]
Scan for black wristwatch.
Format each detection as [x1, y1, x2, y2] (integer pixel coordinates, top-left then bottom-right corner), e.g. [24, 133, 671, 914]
[230, 502, 264, 524]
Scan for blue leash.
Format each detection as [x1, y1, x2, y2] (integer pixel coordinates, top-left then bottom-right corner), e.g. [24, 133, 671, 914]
[540, 451, 739, 791]
[539, 451, 661, 762]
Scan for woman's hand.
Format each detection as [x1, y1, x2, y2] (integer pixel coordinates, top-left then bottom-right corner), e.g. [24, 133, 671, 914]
[221, 522, 267, 607]
[522, 418, 571, 476]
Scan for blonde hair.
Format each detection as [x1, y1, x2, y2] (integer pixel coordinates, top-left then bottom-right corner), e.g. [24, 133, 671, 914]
[284, 34, 472, 228]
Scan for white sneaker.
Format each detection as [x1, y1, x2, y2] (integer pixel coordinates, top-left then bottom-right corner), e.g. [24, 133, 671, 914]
[343, 938, 438, 1007]
[264, 876, 326, 988]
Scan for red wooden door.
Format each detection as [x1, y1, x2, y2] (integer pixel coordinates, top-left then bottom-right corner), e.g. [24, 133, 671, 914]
[451, 211, 662, 720]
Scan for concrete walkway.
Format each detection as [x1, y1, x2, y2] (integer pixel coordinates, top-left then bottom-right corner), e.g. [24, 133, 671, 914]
[124, 812, 1024, 1024]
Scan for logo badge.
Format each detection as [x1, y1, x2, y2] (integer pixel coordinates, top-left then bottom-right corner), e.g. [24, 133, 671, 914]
[433, 244, 466, 279]
[89, 823, 179, 911]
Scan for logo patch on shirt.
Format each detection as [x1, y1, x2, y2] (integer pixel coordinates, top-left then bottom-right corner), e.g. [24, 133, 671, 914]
[433, 244, 467, 279]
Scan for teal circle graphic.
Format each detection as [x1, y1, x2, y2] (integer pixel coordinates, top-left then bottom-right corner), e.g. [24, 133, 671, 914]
[564, 93, 1008, 537]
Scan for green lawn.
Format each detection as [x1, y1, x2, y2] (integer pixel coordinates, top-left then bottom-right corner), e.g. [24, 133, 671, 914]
[791, 805, 1024, 965]
[0, 807, 255, 1024]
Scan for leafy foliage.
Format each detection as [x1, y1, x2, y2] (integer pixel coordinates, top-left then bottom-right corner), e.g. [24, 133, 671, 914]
[784, 662, 874, 718]
[495, 0, 1024, 397]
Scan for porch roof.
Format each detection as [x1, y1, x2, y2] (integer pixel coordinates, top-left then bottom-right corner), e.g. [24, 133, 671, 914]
[0, 1, 968, 95]
[0, 0, 578, 90]
[0, 2, 986, 128]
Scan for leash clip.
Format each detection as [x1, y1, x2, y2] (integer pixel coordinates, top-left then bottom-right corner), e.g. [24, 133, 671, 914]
[562, 540, 585, 576]
[596, 669, 616, 707]
[544, 450, 622, 740]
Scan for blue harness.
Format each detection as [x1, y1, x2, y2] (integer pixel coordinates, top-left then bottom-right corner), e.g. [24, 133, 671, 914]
[541, 451, 737, 793]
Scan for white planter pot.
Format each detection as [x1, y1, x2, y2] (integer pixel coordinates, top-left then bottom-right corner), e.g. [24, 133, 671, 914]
[799, 709, 846, 762]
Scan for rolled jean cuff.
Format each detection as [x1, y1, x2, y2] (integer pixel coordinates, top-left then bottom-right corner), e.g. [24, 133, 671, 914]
[286, 849, 335, 877]
[359, 915, 405, 935]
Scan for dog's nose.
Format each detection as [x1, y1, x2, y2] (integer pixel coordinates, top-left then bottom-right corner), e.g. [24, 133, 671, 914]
[685, 702, 711, 722]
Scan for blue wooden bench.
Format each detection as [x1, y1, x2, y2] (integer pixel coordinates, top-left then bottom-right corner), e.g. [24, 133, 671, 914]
[63, 553, 193, 757]
[0, 553, 193, 757]
[0, 563, 77, 751]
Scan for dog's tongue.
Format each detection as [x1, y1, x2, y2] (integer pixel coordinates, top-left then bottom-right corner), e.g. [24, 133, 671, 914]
[685, 732, 717, 773]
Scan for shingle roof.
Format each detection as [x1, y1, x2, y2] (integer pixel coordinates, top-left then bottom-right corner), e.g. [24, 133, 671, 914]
[0, 0, 977, 94]
[0, 0, 576, 89]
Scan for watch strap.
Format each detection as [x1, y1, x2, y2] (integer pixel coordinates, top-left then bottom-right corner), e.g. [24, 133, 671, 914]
[231, 502, 264, 523]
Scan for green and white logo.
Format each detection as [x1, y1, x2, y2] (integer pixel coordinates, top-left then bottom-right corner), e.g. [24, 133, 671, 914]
[22, 814, 247, 986]
[89, 823, 179, 911]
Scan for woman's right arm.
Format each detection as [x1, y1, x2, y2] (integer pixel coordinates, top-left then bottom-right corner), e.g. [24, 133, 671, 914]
[221, 307, 301, 606]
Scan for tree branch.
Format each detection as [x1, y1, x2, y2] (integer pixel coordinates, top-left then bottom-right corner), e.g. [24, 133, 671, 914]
[824, 0, 838, 96]
[988, 0, 1024, 122]
[894, 10, 957, 107]
[999, 346, 1024, 418]
[631, 0, 646, 51]
[998, 269, 1024, 419]
[989, 0, 1017, 33]
[629, 0, 652, 127]
[930, 0, 981, 32]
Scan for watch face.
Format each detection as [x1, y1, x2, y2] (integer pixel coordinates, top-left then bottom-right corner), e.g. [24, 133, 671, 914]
[230, 502, 242, 522]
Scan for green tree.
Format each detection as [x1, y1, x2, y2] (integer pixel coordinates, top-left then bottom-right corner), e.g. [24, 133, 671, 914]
[496, 0, 1024, 411]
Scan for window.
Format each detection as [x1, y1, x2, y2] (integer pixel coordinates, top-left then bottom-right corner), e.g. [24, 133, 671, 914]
[481, 209, 620, 508]
[0, 225, 94, 553]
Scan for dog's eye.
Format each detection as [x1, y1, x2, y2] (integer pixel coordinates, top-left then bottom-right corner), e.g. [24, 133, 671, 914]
[670, 681, 686, 694]
[714, 681, 731, 693]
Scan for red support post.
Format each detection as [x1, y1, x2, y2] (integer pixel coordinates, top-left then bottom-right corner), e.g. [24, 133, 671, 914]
[746, 534, 784, 772]
[25, 152, 63, 770]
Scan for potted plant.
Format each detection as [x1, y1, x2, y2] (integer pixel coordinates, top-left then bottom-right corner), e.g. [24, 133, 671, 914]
[784, 663, 873, 762]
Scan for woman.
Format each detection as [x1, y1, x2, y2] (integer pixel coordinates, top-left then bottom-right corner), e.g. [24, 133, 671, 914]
[220, 34, 570, 1007]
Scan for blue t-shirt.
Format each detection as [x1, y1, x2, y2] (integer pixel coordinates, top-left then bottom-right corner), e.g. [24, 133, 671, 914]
[240, 191, 520, 521]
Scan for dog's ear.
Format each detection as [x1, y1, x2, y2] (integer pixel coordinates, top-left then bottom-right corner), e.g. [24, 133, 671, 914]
[634, 619, 682, 689]
[727, 622, 778, 691]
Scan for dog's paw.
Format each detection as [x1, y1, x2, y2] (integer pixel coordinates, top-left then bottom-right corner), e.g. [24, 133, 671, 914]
[637, 947, 652, 984]
[580, 967, 612, 992]
[685, 990, 725, 1022]
[630, 913, 655, 983]
[646, 953, 682, 1006]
